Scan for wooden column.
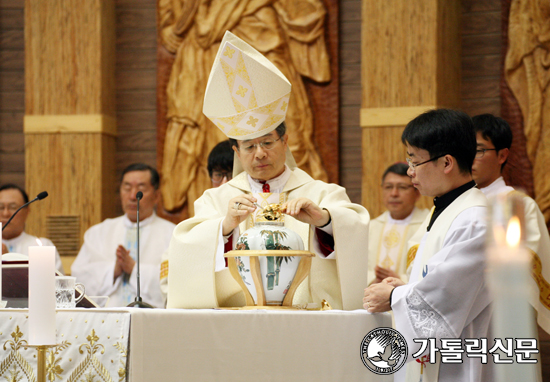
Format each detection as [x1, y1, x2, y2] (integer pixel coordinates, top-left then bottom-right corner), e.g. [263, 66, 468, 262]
[24, 0, 117, 271]
[361, 0, 461, 217]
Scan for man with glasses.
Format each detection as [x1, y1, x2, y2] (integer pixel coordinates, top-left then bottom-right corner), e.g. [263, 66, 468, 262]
[364, 109, 494, 381]
[207, 140, 234, 188]
[367, 163, 428, 285]
[164, 32, 369, 311]
[472, 113, 550, 334]
[0, 184, 64, 273]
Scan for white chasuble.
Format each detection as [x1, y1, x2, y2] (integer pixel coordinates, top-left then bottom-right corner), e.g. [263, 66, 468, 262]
[367, 208, 428, 284]
[166, 167, 370, 310]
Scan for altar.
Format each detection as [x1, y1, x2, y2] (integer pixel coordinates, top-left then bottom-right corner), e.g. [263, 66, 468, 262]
[0, 308, 392, 382]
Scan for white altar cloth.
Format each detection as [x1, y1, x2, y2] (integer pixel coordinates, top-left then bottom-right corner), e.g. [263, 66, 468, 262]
[0, 309, 130, 382]
[0, 308, 392, 382]
[128, 309, 392, 382]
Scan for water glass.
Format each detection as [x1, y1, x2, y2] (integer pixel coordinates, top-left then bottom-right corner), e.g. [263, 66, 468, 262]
[55, 276, 85, 308]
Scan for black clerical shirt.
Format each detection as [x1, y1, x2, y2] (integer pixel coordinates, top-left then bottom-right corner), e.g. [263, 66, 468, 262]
[426, 180, 477, 231]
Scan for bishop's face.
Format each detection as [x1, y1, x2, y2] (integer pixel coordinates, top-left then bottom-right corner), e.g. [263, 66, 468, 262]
[233, 131, 288, 181]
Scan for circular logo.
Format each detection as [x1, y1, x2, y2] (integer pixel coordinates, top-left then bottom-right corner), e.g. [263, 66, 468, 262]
[360, 327, 408, 375]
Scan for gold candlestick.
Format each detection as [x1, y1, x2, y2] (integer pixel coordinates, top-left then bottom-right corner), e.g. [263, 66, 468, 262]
[27, 344, 58, 382]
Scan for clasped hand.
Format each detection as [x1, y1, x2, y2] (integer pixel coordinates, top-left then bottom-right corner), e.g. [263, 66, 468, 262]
[363, 277, 404, 312]
[114, 244, 135, 281]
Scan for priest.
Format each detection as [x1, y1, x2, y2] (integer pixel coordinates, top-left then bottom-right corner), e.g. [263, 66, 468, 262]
[72, 163, 175, 308]
[472, 113, 550, 334]
[364, 109, 493, 381]
[164, 32, 370, 310]
[367, 162, 428, 284]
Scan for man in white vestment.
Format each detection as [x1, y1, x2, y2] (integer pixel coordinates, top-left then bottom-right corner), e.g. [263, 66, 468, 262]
[72, 164, 175, 308]
[1, 184, 64, 273]
[364, 109, 494, 381]
[367, 163, 428, 284]
[163, 31, 370, 310]
[472, 113, 550, 334]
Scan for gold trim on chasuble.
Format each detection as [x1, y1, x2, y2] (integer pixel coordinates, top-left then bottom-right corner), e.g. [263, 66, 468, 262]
[376, 224, 410, 272]
[213, 42, 289, 138]
[531, 250, 550, 310]
[406, 245, 419, 269]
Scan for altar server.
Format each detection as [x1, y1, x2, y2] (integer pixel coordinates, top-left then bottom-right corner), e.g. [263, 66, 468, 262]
[72, 163, 175, 308]
[364, 109, 494, 381]
[367, 163, 428, 284]
[0, 184, 64, 273]
[472, 113, 550, 333]
[163, 31, 370, 310]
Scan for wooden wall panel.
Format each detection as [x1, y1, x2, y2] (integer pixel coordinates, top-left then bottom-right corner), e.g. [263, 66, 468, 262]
[114, 0, 157, 216]
[360, 0, 461, 218]
[460, 0, 503, 116]
[0, 0, 25, 189]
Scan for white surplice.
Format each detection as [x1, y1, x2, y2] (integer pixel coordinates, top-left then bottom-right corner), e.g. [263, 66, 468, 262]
[481, 176, 550, 333]
[71, 213, 175, 308]
[391, 188, 495, 382]
[2, 232, 64, 273]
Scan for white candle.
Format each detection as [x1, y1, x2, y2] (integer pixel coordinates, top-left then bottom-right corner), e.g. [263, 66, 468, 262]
[28, 245, 56, 345]
[487, 216, 537, 381]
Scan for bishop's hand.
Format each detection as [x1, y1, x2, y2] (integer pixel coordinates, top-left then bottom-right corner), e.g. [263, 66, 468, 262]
[281, 198, 330, 227]
[222, 194, 257, 236]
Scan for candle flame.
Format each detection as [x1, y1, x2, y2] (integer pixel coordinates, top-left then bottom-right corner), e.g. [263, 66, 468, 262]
[36, 238, 43, 246]
[505, 216, 521, 247]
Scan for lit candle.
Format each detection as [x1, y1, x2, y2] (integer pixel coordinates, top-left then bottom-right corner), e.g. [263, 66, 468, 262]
[487, 203, 537, 380]
[28, 243, 56, 345]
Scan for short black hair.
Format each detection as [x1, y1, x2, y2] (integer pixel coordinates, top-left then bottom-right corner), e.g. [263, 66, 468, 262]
[207, 140, 234, 177]
[229, 121, 287, 149]
[0, 183, 29, 204]
[402, 109, 476, 174]
[382, 162, 409, 182]
[121, 163, 160, 190]
[471, 114, 513, 151]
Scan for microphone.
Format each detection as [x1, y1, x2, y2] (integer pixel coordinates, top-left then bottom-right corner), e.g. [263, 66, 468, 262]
[127, 191, 153, 308]
[2, 191, 48, 232]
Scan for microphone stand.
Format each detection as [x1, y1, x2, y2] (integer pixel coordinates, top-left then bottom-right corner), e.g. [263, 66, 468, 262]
[127, 191, 153, 308]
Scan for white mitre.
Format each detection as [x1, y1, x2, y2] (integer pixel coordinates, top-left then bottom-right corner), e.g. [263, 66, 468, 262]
[203, 31, 291, 140]
[203, 31, 297, 176]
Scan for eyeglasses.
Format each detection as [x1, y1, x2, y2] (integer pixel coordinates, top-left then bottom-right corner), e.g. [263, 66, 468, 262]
[381, 184, 414, 192]
[475, 148, 497, 159]
[240, 137, 282, 154]
[406, 153, 447, 170]
[0, 203, 21, 213]
[211, 171, 232, 183]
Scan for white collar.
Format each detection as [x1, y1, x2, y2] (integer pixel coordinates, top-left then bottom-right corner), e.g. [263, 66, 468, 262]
[247, 165, 291, 193]
[2, 231, 28, 245]
[387, 208, 415, 225]
[123, 212, 156, 228]
[480, 177, 514, 198]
